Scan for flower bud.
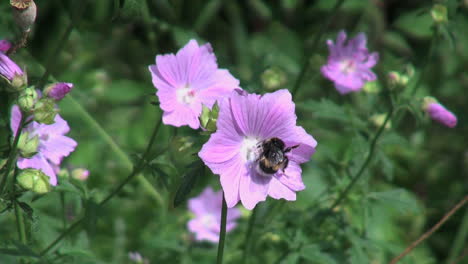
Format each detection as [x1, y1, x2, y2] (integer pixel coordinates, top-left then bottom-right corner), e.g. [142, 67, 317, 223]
[363, 81, 380, 93]
[11, 0, 37, 32]
[431, 4, 448, 24]
[71, 168, 89, 181]
[0, 52, 26, 91]
[261, 67, 286, 91]
[199, 102, 219, 132]
[0, 39, 12, 53]
[17, 86, 37, 112]
[17, 168, 51, 194]
[17, 132, 39, 158]
[423, 97, 457, 128]
[44, 82, 73, 101]
[370, 113, 391, 129]
[33, 98, 57, 124]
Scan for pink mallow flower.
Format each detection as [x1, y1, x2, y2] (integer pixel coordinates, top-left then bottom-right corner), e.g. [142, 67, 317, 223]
[11, 105, 77, 185]
[188, 187, 241, 243]
[44, 82, 73, 101]
[0, 39, 11, 53]
[321, 30, 379, 94]
[424, 101, 457, 128]
[148, 39, 240, 129]
[0, 52, 24, 81]
[199, 90, 317, 210]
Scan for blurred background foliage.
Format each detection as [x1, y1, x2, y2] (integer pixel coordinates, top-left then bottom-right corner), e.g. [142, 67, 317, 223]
[0, 0, 467, 263]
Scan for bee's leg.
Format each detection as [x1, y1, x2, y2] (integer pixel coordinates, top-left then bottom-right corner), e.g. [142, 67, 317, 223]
[282, 158, 289, 172]
[284, 144, 299, 153]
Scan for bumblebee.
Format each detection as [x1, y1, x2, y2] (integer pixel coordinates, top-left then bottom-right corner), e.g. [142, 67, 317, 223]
[257, 137, 299, 175]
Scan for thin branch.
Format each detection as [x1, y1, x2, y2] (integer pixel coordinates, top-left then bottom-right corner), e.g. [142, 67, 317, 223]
[389, 195, 468, 264]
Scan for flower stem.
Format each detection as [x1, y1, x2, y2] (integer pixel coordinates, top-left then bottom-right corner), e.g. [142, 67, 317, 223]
[317, 107, 393, 226]
[14, 200, 27, 244]
[39, 115, 163, 256]
[0, 115, 25, 196]
[290, 0, 346, 98]
[216, 195, 228, 264]
[65, 95, 164, 206]
[241, 206, 258, 264]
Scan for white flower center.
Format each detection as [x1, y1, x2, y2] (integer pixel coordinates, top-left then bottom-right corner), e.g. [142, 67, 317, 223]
[201, 214, 216, 229]
[240, 137, 261, 163]
[339, 59, 356, 74]
[176, 86, 196, 105]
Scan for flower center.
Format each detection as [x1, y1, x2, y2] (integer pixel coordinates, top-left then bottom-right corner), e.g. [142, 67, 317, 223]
[240, 137, 261, 163]
[201, 214, 217, 229]
[339, 59, 356, 74]
[176, 86, 196, 105]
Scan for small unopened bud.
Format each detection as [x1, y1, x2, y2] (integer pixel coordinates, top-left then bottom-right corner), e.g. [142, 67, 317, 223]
[33, 98, 57, 124]
[423, 97, 457, 128]
[0, 39, 12, 53]
[261, 67, 287, 91]
[199, 102, 219, 132]
[370, 114, 391, 129]
[431, 4, 448, 24]
[0, 53, 26, 91]
[72, 168, 89, 181]
[17, 132, 39, 158]
[363, 81, 380, 93]
[44, 82, 73, 101]
[17, 86, 37, 112]
[17, 168, 51, 194]
[11, 0, 37, 32]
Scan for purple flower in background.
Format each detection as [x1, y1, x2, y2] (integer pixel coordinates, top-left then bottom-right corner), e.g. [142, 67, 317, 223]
[0, 39, 11, 53]
[188, 187, 241, 243]
[199, 90, 317, 210]
[148, 39, 240, 129]
[0, 52, 24, 81]
[44, 82, 73, 101]
[128, 252, 149, 264]
[425, 102, 457, 128]
[11, 105, 77, 185]
[321, 30, 379, 94]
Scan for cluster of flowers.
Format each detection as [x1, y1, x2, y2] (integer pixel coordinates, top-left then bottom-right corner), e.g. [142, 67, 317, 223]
[1, 39, 86, 193]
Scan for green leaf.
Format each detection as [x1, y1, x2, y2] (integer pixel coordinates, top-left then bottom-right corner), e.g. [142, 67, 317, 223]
[368, 189, 421, 214]
[298, 99, 366, 128]
[173, 161, 204, 207]
[0, 241, 39, 258]
[394, 9, 434, 39]
[300, 245, 337, 264]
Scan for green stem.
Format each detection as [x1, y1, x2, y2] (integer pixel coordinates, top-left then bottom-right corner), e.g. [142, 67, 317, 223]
[0, 115, 25, 195]
[290, 0, 346, 97]
[216, 195, 228, 264]
[316, 107, 393, 226]
[65, 95, 163, 206]
[241, 206, 258, 264]
[39, 116, 163, 256]
[14, 201, 27, 244]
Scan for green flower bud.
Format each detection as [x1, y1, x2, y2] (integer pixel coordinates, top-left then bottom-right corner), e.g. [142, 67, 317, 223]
[261, 67, 287, 91]
[431, 4, 448, 24]
[370, 114, 391, 129]
[17, 169, 51, 194]
[57, 168, 69, 181]
[199, 102, 220, 132]
[33, 98, 57, 124]
[363, 81, 380, 93]
[17, 86, 37, 112]
[17, 132, 39, 158]
[7, 73, 28, 92]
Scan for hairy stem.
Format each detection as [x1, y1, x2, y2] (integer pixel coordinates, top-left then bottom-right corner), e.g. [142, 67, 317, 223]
[65, 95, 163, 205]
[0, 115, 25, 195]
[14, 200, 27, 244]
[290, 0, 346, 97]
[216, 195, 228, 264]
[39, 116, 163, 256]
[242, 206, 258, 264]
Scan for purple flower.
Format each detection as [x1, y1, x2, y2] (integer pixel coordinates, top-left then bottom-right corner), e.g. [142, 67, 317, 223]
[426, 102, 457, 128]
[321, 30, 379, 94]
[199, 90, 317, 210]
[11, 105, 77, 185]
[148, 39, 240, 129]
[128, 252, 149, 264]
[44, 82, 73, 101]
[0, 52, 24, 81]
[188, 187, 241, 243]
[0, 39, 11, 53]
